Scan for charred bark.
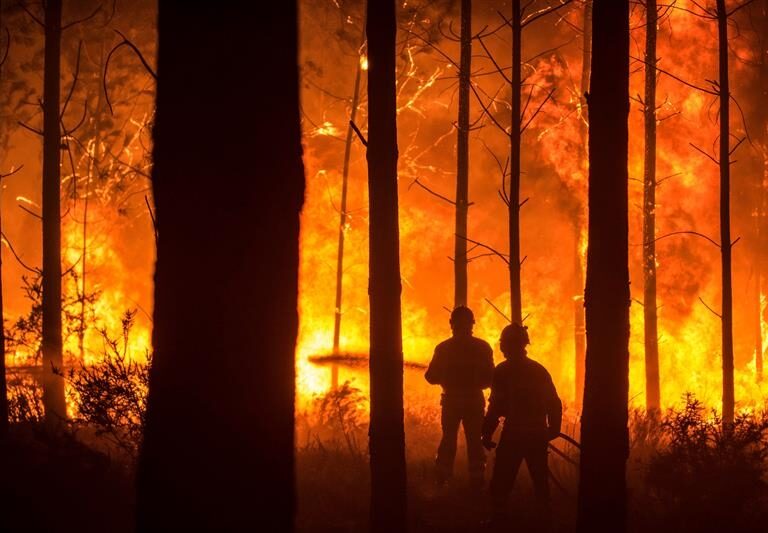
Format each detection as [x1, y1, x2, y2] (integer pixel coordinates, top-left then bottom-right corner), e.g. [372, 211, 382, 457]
[716, 0, 735, 425]
[576, 0, 630, 531]
[136, 4, 303, 530]
[574, 0, 591, 409]
[0, 0, 7, 437]
[454, 0, 471, 308]
[509, 0, 523, 324]
[757, 0, 768, 382]
[42, 0, 66, 428]
[366, 0, 407, 530]
[643, 0, 661, 413]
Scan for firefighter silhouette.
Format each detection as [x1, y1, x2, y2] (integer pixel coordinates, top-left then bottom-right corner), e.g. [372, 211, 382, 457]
[425, 306, 494, 486]
[482, 323, 562, 521]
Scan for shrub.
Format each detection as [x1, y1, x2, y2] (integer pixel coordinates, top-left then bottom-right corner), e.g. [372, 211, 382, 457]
[645, 394, 768, 531]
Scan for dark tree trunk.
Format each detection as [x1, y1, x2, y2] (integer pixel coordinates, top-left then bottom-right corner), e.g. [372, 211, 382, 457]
[0, 191, 5, 437]
[643, 0, 661, 413]
[0, 0, 7, 437]
[136, 4, 303, 530]
[454, 0, 471, 308]
[574, 0, 591, 409]
[42, 0, 66, 428]
[756, 0, 768, 383]
[509, 0, 523, 324]
[332, 16, 366, 388]
[366, 0, 407, 530]
[576, 1, 630, 531]
[716, 0, 735, 425]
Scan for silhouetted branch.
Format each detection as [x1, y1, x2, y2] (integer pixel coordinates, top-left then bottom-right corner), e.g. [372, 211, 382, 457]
[409, 178, 456, 205]
[17, 121, 42, 136]
[521, 0, 575, 28]
[485, 298, 511, 322]
[630, 55, 718, 95]
[17, 204, 41, 220]
[0, 231, 39, 273]
[0, 164, 23, 179]
[61, 3, 102, 30]
[60, 41, 82, 120]
[349, 120, 368, 146]
[145, 195, 157, 243]
[19, 3, 44, 27]
[469, 82, 509, 137]
[0, 28, 10, 69]
[549, 443, 578, 466]
[649, 230, 720, 248]
[458, 235, 509, 264]
[698, 296, 722, 319]
[104, 29, 157, 114]
[689, 143, 719, 165]
[476, 36, 512, 85]
[521, 87, 555, 133]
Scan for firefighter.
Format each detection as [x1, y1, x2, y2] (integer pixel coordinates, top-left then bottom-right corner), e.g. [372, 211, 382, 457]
[425, 306, 495, 487]
[482, 323, 562, 522]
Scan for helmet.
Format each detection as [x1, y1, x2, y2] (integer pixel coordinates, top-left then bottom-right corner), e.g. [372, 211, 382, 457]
[500, 323, 530, 348]
[450, 306, 474, 328]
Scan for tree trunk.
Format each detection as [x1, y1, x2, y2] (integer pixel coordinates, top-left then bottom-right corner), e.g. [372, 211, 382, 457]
[0, 0, 7, 437]
[366, 0, 407, 530]
[454, 0, 471, 308]
[509, 0, 523, 324]
[0, 184, 5, 437]
[574, 0, 591, 409]
[136, 4, 303, 530]
[643, 0, 661, 413]
[576, 1, 630, 531]
[716, 0, 735, 425]
[753, 0, 768, 383]
[332, 16, 366, 388]
[42, 0, 66, 429]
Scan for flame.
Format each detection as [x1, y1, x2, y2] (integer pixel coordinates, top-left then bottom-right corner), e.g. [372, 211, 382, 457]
[295, 0, 768, 414]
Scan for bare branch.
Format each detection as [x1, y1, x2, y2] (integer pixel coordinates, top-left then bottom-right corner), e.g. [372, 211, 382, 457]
[0, 28, 10, 69]
[17, 121, 43, 136]
[349, 120, 368, 146]
[477, 36, 512, 85]
[690, 143, 719, 165]
[469, 82, 510, 137]
[0, 231, 39, 273]
[104, 29, 157, 114]
[145, 195, 158, 243]
[61, 41, 83, 120]
[62, 4, 102, 30]
[698, 296, 722, 319]
[521, 0, 575, 28]
[17, 204, 41, 220]
[648, 230, 720, 249]
[727, 0, 758, 16]
[521, 87, 556, 133]
[485, 298, 511, 322]
[0, 164, 24, 179]
[630, 55, 718, 95]
[409, 178, 456, 205]
[458, 235, 510, 265]
[19, 3, 44, 27]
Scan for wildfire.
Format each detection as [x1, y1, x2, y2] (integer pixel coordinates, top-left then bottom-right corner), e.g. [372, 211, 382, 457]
[295, 0, 768, 413]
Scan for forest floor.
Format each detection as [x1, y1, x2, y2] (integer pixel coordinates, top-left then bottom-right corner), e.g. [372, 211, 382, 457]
[2, 392, 768, 532]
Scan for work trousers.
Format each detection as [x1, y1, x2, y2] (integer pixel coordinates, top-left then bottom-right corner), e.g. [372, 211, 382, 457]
[489, 435, 550, 511]
[435, 393, 486, 481]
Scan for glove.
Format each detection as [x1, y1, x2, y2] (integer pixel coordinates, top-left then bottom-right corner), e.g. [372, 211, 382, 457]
[481, 436, 497, 450]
